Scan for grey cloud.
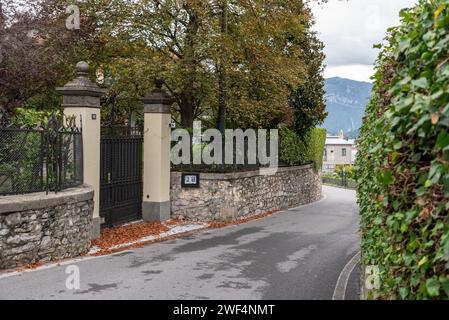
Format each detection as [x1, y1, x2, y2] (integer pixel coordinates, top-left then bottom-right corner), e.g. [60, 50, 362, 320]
[310, 0, 416, 80]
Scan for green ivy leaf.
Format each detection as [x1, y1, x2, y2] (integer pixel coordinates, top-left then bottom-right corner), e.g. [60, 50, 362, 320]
[369, 143, 382, 153]
[443, 176, 449, 196]
[412, 77, 429, 89]
[442, 232, 449, 260]
[426, 279, 440, 297]
[436, 130, 449, 150]
[441, 278, 449, 297]
[418, 256, 428, 267]
[379, 170, 395, 186]
[399, 287, 409, 299]
[398, 38, 411, 52]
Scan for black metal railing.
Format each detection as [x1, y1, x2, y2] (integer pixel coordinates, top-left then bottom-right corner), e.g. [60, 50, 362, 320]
[101, 125, 143, 136]
[170, 135, 272, 173]
[0, 115, 83, 195]
[322, 176, 357, 189]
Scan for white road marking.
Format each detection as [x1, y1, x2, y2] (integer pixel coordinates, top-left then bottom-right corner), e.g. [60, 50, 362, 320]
[332, 251, 360, 300]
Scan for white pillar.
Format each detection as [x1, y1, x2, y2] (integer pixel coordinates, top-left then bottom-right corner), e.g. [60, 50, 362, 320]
[141, 80, 174, 221]
[57, 62, 106, 239]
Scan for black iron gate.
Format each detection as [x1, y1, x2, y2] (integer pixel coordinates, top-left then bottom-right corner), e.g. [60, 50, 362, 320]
[100, 126, 143, 227]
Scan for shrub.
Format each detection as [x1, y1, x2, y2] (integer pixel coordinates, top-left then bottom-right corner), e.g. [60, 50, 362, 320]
[305, 128, 326, 171]
[279, 127, 326, 171]
[279, 127, 307, 166]
[12, 108, 52, 127]
[356, 0, 449, 299]
[335, 164, 357, 180]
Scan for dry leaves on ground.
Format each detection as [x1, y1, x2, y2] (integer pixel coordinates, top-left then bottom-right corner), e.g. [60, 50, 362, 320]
[6, 212, 280, 272]
[92, 221, 171, 252]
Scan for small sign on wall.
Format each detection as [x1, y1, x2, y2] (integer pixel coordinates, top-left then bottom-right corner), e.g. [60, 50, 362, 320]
[181, 173, 200, 188]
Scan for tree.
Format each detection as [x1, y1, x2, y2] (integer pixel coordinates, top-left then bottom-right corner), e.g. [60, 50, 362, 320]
[291, 26, 327, 138]
[106, 0, 324, 130]
[0, 0, 104, 117]
[0, 0, 67, 117]
[216, 0, 324, 130]
[0, 0, 149, 122]
[216, 0, 228, 134]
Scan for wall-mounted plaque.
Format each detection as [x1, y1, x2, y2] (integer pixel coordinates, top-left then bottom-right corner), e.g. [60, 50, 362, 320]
[181, 173, 200, 188]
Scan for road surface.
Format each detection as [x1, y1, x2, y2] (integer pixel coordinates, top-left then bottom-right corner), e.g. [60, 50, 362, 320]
[0, 186, 360, 300]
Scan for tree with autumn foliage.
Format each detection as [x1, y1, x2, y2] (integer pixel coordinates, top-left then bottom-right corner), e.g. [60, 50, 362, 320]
[116, 0, 326, 130]
[0, 0, 326, 134]
[0, 0, 153, 123]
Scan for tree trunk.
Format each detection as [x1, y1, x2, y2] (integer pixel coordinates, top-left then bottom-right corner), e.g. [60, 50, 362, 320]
[180, 4, 199, 130]
[217, 0, 228, 134]
[180, 94, 195, 129]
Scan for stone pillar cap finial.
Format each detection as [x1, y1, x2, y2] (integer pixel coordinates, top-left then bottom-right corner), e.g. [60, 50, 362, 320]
[141, 78, 175, 113]
[56, 61, 106, 107]
[154, 78, 164, 89]
[76, 61, 89, 77]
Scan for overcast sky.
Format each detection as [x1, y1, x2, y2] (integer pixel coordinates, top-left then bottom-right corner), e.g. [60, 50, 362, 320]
[309, 0, 417, 82]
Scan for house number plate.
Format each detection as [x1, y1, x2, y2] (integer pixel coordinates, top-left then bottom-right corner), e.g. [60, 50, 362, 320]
[181, 173, 200, 188]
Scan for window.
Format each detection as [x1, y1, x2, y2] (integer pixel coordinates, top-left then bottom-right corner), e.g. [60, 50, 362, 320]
[342, 148, 347, 157]
[324, 148, 327, 161]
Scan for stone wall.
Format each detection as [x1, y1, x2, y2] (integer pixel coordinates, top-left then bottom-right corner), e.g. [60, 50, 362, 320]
[0, 186, 94, 270]
[171, 165, 321, 221]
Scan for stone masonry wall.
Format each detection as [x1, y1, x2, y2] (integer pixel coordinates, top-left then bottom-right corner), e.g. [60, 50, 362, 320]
[171, 165, 321, 221]
[0, 186, 94, 270]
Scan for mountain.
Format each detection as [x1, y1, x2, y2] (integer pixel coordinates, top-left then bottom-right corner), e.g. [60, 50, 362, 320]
[322, 77, 373, 139]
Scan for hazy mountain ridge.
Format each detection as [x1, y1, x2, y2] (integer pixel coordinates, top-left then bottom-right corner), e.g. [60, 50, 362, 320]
[323, 77, 373, 139]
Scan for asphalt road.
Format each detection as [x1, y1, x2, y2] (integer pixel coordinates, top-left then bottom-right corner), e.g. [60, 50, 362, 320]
[0, 186, 360, 300]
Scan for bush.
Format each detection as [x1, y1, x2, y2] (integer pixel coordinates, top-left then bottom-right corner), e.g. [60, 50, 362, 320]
[335, 164, 357, 180]
[305, 128, 326, 171]
[279, 127, 326, 171]
[11, 108, 53, 127]
[356, 0, 449, 299]
[279, 127, 307, 166]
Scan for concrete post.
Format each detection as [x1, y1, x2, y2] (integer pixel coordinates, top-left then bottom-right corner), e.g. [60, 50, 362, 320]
[57, 61, 106, 239]
[141, 80, 174, 222]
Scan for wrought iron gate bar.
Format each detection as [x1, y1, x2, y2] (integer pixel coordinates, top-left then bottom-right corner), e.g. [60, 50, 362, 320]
[100, 126, 143, 228]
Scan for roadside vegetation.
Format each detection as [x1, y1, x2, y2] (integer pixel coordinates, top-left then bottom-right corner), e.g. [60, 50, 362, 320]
[279, 127, 326, 171]
[322, 165, 357, 189]
[356, 0, 449, 299]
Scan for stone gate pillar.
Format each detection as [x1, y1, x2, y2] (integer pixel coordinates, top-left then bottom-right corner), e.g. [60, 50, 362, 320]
[57, 61, 105, 239]
[141, 80, 174, 222]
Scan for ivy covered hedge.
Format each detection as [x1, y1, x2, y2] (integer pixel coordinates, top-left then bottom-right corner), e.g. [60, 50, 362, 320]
[357, 0, 449, 299]
[280, 127, 326, 171]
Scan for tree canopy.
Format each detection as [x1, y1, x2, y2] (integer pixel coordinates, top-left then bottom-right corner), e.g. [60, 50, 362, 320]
[0, 0, 326, 133]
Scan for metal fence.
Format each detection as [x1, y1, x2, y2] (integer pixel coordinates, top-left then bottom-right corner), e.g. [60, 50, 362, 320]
[322, 176, 357, 189]
[0, 115, 83, 195]
[170, 136, 268, 173]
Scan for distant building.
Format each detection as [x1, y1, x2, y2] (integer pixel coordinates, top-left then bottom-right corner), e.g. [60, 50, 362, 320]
[323, 131, 356, 173]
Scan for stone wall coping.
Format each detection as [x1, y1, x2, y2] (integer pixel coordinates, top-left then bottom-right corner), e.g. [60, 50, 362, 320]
[172, 164, 314, 181]
[0, 185, 94, 215]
